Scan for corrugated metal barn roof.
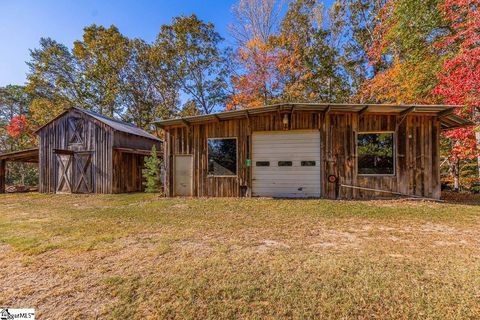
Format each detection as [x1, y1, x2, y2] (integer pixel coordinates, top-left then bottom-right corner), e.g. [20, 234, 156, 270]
[35, 107, 161, 141]
[78, 108, 161, 141]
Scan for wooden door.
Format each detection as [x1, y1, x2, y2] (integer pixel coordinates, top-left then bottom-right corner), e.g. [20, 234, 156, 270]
[73, 152, 93, 193]
[56, 153, 73, 193]
[174, 155, 193, 196]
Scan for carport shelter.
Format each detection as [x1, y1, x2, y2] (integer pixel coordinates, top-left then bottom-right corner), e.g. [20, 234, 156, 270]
[155, 103, 473, 199]
[0, 148, 39, 193]
[0, 107, 162, 194]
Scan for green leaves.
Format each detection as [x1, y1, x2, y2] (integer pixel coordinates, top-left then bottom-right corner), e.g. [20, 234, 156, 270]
[142, 145, 162, 193]
[278, 0, 351, 102]
[154, 15, 229, 114]
[25, 15, 230, 129]
[73, 25, 131, 117]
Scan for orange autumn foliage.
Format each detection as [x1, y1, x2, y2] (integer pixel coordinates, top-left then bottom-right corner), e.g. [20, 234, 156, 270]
[227, 38, 283, 110]
[358, 57, 442, 104]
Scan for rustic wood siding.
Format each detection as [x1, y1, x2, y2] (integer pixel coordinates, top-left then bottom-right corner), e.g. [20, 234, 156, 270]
[38, 110, 114, 193]
[112, 151, 145, 193]
[113, 132, 161, 150]
[163, 111, 441, 199]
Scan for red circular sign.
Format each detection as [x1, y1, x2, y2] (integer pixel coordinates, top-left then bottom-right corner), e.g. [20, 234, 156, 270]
[328, 175, 337, 183]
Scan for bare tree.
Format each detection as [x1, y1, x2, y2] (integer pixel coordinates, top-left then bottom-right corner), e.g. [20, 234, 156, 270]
[229, 0, 286, 46]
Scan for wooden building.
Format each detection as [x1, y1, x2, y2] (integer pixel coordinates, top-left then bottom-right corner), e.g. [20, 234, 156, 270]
[0, 148, 39, 193]
[34, 107, 162, 194]
[156, 103, 472, 199]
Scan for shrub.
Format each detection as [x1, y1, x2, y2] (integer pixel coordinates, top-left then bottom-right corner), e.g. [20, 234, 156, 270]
[142, 145, 162, 193]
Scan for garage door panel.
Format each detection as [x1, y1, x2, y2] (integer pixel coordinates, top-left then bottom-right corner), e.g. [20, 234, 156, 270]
[253, 142, 320, 148]
[253, 183, 320, 189]
[252, 131, 320, 198]
[253, 188, 318, 198]
[254, 152, 321, 157]
[254, 165, 318, 170]
[253, 172, 319, 178]
[253, 176, 319, 181]
[253, 186, 319, 191]
[253, 134, 320, 141]
[252, 163, 320, 169]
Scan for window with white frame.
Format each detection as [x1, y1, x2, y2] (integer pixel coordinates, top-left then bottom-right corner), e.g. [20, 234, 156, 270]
[207, 138, 237, 176]
[357, 132, 395, 175]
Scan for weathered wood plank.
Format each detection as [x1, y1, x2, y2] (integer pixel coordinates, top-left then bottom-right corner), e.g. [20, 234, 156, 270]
[162, 112, 441, 199]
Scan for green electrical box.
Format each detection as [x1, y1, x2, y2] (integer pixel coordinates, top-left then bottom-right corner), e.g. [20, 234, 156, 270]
[245, 159, 252, 167]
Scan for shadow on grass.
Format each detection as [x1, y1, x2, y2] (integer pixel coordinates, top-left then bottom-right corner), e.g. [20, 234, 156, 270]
[441, 191, 480, 206]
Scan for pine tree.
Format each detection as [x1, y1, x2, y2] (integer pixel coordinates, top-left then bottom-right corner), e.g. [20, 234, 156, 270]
[142, 145, 162, 193]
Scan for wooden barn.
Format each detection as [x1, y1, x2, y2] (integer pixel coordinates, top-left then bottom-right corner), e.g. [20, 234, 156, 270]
[33, 107, 162, 194]
[156, 103, 472, 200]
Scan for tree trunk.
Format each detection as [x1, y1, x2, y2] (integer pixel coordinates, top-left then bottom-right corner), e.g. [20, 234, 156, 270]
[21, 163, 25, 186]
[476, 130, 480, 179]
[0, 160, 5, 193]
[452, 159, 460, 191]
[474, 106, 480, 178]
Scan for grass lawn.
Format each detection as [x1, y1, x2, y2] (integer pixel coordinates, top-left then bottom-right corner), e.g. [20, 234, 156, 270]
[0, 193, 479, 319]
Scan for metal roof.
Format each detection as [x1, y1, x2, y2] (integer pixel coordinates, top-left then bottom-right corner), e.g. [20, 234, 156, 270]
[154, 103, 473, 130]
[0, 147, 39, 163]
[35, 107, 161, 141]
[78, 108, 161, 141]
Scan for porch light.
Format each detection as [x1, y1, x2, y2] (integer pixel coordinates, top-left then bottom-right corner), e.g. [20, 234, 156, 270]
[282, 114, 289, 130]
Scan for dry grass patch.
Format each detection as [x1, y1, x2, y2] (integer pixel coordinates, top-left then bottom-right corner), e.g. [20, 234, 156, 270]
[0, 193, 479, 319]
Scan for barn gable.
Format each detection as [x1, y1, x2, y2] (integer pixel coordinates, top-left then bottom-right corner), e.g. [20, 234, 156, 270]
[37, 108, 115, 193]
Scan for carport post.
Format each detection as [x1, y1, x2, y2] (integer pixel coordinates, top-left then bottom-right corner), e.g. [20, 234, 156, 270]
[0, 160, 5, 193]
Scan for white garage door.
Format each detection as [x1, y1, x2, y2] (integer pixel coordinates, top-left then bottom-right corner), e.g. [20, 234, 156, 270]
[252, 131, 321, 198]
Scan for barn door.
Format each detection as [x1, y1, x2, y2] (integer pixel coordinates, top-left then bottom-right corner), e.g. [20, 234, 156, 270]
[56, 153, 73, 193]
[73, 152, 93, 193]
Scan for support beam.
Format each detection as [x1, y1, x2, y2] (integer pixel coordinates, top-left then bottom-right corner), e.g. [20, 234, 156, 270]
[358, 105, 369, 117]
[213, 114, 221, 122]
[114, 147, 162, 156]
[400, 106, 416, 117]
[437, 107, 455, 118]
[181, 119, 190, 127]
[324, 105, 331, 114]
[181, 118, 191, 136]
[396, 106, 416, 131]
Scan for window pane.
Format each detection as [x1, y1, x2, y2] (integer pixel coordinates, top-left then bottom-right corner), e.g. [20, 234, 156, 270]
[301, 161, 316, 166]
[357, 133, 394, 175]
[278, 161, 292, 166]
[256, 161, 270, 166]
[208, 139, 237, 176]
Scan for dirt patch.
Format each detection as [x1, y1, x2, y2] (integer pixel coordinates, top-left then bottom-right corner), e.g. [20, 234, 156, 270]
[171, 203, 190, 209]
[1, 194, 480, 318]
[255, 239, 291, 252]
[421, 222, 457, 234]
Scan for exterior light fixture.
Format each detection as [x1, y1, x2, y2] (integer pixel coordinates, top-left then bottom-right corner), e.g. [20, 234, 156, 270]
[282, 114, 289, 130]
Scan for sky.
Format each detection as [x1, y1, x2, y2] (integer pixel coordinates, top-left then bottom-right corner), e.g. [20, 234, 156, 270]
[0, 0, 336, 87]
[0, 0, 240, 86]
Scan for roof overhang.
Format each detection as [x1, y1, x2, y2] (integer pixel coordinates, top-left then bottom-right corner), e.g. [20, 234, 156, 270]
[154, 103, 474, 130]
[0, 148, 39, 163]
[113, 147, 162, 156]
